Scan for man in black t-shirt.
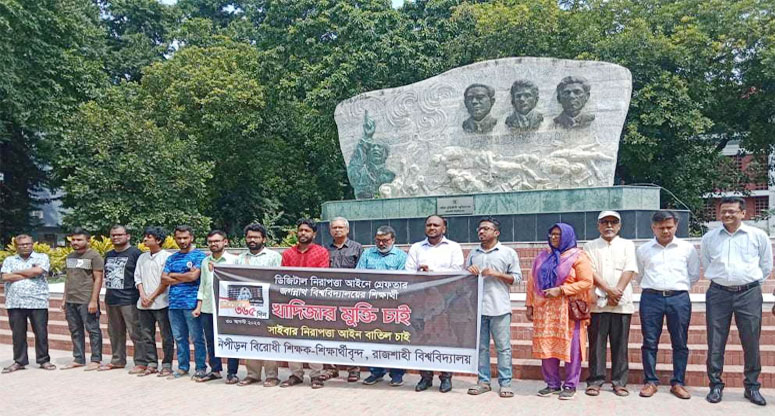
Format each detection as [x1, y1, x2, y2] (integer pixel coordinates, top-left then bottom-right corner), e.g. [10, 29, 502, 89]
[99, 225, 144, 373]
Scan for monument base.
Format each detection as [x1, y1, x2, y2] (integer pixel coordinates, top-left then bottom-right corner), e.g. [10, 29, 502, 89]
[317, 186, 687, 246]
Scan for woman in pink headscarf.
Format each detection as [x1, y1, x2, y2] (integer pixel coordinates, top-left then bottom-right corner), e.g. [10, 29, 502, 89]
[526, 223, 593, 400]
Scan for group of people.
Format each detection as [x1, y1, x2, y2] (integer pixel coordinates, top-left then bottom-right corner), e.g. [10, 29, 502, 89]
[1, 196, 772, 405]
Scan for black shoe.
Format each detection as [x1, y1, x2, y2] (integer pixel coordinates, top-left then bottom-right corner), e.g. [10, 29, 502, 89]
[706, 386, 723, 404]
[439, 378, 452, 393]
[744, 389, 767, 406]
[415, 378, 433, 392]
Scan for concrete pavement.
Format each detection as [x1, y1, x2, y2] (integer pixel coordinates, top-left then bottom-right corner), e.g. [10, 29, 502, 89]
[0, 344, 771, 416]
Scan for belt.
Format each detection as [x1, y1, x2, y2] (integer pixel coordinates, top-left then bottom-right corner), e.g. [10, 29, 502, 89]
[710, 280, 761, 293]
[641, 289, 687, 297]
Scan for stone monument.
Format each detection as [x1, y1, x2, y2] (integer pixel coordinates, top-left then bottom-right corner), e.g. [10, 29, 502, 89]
[319, 57, 687, 245]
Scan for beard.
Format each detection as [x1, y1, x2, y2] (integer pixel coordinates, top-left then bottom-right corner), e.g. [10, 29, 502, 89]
[247, 241, 264, 251]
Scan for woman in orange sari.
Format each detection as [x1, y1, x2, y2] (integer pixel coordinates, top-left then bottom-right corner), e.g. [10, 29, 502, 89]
[526, 223, 593, 400]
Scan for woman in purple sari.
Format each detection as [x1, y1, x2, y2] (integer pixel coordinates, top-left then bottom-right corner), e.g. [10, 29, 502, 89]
[526, 223, 593, 400]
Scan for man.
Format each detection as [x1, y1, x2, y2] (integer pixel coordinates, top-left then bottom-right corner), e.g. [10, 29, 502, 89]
[406, 214, 464, 393]
[234, 223, 283, 387]
[636, 211, 700, 399]
[553, 76, 595, 129]
[162, 225, 207, 380]
[61, 228, 104, 370]
[583, 211, 638, 397]
[279, 218, 330, 389]
[324, 216, 363, 382]
[505, 80, 543, 131]
[462, 83, 498, 134]
[358, 225, 408, 387]
[99, 225, 144, 373]
[1, 234, 56, 373]
[465, 218, 521, 398]
[193, 230, 236, 382]
[702, 196, 772, 406]
[134, 226, 174, 377]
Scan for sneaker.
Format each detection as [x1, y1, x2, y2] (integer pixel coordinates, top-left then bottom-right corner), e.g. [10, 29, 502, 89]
[537, 386, 562, 397]
[363, 374, 384, 385]
[559, 387, 576, 400]
[389, 375, 404, 387]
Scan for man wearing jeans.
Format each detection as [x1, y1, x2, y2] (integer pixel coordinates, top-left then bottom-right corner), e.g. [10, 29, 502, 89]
[465, 217, 521, 398]
[162, 225, 207, 380]
[61, 228, 104, 370]
[702, 196, 772, 406]
[134, 226, 174, 377]
[358, 225, 408, 387]
[1, 234, 56, 373]
[636, 211, 700, 399]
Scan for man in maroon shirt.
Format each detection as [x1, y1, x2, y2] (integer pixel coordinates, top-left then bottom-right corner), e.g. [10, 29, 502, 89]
[279, 218, 330, 389]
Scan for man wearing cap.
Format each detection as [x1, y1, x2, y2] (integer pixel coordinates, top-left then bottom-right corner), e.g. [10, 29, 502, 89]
[583, 211, 638, 397]
[702, 196, 772, 406]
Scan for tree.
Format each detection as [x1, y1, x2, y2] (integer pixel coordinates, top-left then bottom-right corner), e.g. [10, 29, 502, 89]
[0, 0, 106, 243]
[55, 85, 212, 235]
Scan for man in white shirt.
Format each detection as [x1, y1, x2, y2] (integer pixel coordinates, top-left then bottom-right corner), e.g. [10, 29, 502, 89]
[134, 226, 174, 377]
[702, 196, 772, 406]
[406, 215, 464, 393]
[636, 210, 700, 400]
[583, 211, 638, 397]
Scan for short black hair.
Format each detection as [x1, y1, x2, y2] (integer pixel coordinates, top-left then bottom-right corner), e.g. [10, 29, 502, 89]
[143, 226, 166, 243]
[174, 224, 194, 236]
[651, 210, 678, 224]
[110, 224, 128, 234]
[478, 216, 500, 231]
[720, 196, 746, 211]
[243, 223, 267, 238]
[296, 218, 318, 232]
[207, 230, 227, 239]
[425, 215, 447, 227]
[69, 227, 91, 239]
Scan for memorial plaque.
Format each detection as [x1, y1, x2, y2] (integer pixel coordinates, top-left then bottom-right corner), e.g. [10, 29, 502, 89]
[437, 196, 475, 216]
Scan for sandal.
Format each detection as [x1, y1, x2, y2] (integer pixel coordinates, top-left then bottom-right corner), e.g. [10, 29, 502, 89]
[280, 375, 304, 388]
[613, 386, 630, 397]
[467, 383, 492, 395]
[167, 369, 188, 380]
[39, 362, 56, 371]
[98, 363, 125, 371]
[139, 367, 158, 377]
[1, 363, 25, 373]
[311, 377, 325, 389]
[347, 371, 360, 383]
[585, 385, 601, 396]
[196, 372, 221, 382]
[499, 386, 515, 398]
[238, 377, 261, 387]
[128, 366, 147, 375]
[157, 368, 173, 377]
[225, 374, 240, 385]
[263, 378, 280, 387]
[61, 362, 85, 370]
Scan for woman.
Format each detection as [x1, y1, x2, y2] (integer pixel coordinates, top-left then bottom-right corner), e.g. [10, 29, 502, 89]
[526, 223, 593, 400]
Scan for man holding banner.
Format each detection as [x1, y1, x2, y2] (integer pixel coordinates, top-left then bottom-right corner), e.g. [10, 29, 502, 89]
[357, 225, 408, 386]
[279, 218, 330, 389]
[406, 215, 465, 393]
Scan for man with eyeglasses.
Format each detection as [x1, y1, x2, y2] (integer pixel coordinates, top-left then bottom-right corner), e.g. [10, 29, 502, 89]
[465, 217, 521, 398]
[702, 196, 772, 406]
[583, 211, 638, 397]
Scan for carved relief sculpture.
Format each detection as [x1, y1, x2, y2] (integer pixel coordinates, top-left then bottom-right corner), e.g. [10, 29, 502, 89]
[346, 111, 396, 199]
[462, 84, 498, 134]
[505, 80, 543, 131]
[553, 75, 595, 129]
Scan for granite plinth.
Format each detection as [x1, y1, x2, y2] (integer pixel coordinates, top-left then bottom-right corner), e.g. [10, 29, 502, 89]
[321, 186, 660, 221]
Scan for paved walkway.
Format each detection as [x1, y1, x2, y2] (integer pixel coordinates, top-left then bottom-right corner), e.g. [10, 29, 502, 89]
[0, 344, 772, 416]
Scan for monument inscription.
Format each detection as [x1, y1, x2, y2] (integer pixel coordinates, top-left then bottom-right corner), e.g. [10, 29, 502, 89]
[335, 57, 632, 199]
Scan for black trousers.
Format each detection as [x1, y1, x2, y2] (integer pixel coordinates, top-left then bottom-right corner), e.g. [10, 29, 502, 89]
[706, 283, 762, 390]
[586, 312, 632, 387]
[420, 371, 451, 381]
[8, 308, 50, 366]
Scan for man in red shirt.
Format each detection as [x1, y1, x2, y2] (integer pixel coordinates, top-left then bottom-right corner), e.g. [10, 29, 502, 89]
[279, 218, 330, 389]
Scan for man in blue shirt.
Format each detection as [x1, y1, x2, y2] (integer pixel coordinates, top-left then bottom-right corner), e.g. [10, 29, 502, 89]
[162, 225, 207, 380]
[357, 225, 408, 386]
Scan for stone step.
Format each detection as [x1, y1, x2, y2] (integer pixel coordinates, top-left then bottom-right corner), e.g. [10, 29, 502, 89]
[498, 358, 775, 388]
[493, 339, 775, 367]
[508, 322, 775, 345]
[509, 307, 775, 326]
